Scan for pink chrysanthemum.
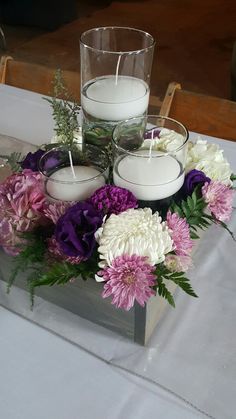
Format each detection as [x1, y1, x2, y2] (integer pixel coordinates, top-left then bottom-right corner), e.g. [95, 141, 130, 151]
[47, 236, 83, 265]
[99, 254, 156, 311]
[202, 181, 234, 222]
[166, 211, 193, 256]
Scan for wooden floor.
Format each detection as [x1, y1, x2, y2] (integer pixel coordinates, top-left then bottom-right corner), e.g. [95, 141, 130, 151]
[1, 0, 236, 100]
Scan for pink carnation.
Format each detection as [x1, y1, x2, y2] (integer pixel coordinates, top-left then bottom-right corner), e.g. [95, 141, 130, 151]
[47, 236, 83, 265]
[0, 169, 45, 233]
[99, 254, 156, 311]
[43, 200, 72, 224]
[202, 181, 234, 222]
[166, 211, 193, 256]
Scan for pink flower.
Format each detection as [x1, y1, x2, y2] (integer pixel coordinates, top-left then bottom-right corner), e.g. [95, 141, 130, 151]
[43, 201, 72, 224]
[164, 254, 193, 272]
[47, 236, 83, 265]
[166, 211, 193, 256]
[99, 254, 156, 311]
[0, 170, 46, 255]
[202, 181, 234, 222]
[0, 169, 45, 233]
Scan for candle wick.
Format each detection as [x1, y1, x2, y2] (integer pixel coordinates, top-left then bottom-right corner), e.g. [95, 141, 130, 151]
[148, 128, 154, 162]
[68, 150, 77, 179]
[115, 55, 121, 86]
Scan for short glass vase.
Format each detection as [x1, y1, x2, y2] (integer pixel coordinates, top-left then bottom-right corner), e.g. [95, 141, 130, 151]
[39, 144, 109, 202]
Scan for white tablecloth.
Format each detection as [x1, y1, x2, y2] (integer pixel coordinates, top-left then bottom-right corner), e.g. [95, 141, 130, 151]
[0, 84, 236, 419]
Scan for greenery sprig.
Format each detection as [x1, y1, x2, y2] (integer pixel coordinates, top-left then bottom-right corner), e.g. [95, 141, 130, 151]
[0, 152, 22, 172]
[44, 69, 80, 147]
[7, 229, 100, 307]
[171, 187, 213, 239]
[155, 264, 198, 307]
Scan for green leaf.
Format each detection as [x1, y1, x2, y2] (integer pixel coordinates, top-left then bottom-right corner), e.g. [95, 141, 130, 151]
[168, 275, 198, 298]
[7, 232, 46, 293]
[157, 281, 175, 307]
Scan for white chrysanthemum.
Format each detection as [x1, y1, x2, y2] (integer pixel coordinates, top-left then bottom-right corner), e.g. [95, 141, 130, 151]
[96, 208, 173, 267]
[142, 128, 184, 152]
[186, 137, 232, 185]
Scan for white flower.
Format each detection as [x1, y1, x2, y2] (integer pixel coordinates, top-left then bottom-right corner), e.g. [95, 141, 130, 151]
[186, 137, 232, 185]
[96, 208, 173, 267]
[142, 128, 185, 152]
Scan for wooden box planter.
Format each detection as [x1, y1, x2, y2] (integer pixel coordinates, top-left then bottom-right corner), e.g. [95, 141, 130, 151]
[0, 250, 177, 345]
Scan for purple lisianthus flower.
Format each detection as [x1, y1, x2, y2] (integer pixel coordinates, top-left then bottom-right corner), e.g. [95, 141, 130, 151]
[88, 185, 138, 216]
[144, 128, 161, 139]
[20, 149, 45, 172]
[55, 201, 103, 259]
[184, 169, 211, 196]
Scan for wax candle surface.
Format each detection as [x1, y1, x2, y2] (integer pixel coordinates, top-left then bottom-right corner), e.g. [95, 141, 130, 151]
[113, 151, 184, 200]
[81, 75, 149, 121]
[46, 166, 105, 202]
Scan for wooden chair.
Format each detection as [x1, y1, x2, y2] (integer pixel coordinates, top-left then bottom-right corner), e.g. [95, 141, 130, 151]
[159, 82, 236, 141]
[0, 55, 80, 100]
[0, 55, 162, 107]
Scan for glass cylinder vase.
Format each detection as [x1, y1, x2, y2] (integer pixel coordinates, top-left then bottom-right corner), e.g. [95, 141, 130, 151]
[80, 26, 155, 149]
[112, 115, 189, 214]
[39, 144, 109, 202]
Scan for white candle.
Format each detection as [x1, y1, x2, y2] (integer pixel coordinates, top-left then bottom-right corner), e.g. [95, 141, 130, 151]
[113, 151, 184, 201]
[46, 166, 105, 202]
[81, 75, 149, 121]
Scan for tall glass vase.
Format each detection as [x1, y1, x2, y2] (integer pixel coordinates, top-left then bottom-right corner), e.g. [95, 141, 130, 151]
[80, 26, 155, 150]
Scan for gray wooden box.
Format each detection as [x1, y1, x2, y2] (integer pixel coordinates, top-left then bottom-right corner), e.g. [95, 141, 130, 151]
[0, 250, 177, 345]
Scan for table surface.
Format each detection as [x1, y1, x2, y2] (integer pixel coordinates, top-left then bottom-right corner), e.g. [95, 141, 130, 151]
[0, 84, 236, 419]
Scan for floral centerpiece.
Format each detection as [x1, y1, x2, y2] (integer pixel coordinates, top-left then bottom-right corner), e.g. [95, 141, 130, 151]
[0, 76, 235, 312]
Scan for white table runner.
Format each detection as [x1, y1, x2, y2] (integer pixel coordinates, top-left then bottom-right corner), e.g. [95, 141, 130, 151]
[0, 84, 235, 419]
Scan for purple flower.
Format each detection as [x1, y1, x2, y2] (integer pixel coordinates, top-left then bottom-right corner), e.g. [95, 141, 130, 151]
[144, 128, 161, 139]
[184, 169, 211, 196]
[88, 185, 138, 216]
[55, 201, 103, 259]
[20, 150, 45, 172]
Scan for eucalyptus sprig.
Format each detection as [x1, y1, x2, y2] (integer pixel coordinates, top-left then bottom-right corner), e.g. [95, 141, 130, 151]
[44, 69, 80, 147]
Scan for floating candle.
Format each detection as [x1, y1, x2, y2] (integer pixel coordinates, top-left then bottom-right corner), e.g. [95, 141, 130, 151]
[113, 150, 184, 201]
[81, 75, 149, 121]
[46, 166, 105, 202]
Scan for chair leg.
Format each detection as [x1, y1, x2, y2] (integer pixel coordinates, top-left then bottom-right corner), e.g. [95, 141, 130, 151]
[231, 41, 236, 102]
[0, 26, 7, 50]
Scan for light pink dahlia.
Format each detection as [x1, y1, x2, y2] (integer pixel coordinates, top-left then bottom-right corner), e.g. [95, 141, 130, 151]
[164, 254, 193, 272]
[0, 169, 45, 233]
[99, 254, 156, 311]
[202, 181, 234, 222]
[166, 211, 193, 256]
